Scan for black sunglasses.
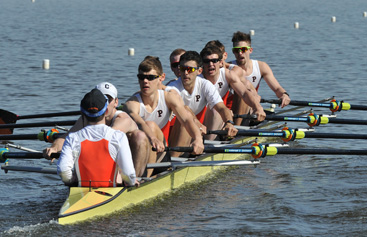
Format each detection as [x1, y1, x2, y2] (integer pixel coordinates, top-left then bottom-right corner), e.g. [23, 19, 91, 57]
[170, 62, 180, 68]
[137, 74, 160, 81]
[202, 58, 221, 64]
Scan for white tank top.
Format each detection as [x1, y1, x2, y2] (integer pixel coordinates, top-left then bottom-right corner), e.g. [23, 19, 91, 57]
[135, 90, 171, 129]
[165, 76, 223, 115]
[229, 59, 262, 90]
[214, 67, 231, 98]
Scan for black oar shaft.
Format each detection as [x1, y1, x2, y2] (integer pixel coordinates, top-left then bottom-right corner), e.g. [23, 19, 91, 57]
[0, 120, 76, 129]
[349, 104, 367, 110]
[18, 111, 80, 120]
[261, 99, 367, 111]
[304, 132, 367, 139]
[164, 147, 254, 153]
[3, 152, 60, 159]
[328, 118, 367, 125]
[276, 148, 367, 155]
[0, 133, 66, 140]
[1, 165, 58, 174]
[261, 99, 332, 108]
[208, 129, 367, 140]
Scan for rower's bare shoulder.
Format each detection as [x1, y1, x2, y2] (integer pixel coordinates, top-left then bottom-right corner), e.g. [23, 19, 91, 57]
[165, 90, 183, 109]
[115, 111, 130, 119]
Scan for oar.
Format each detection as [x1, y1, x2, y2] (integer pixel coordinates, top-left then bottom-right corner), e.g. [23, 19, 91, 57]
[147, 160, 259, 169]
[234, 114, 367, 127]
[261, 98, 367, 112]
[0, 120, 76, 130]
[0, 131, 66, 141]
[1, 165, 58, 174]
[0, 109, 80, 123]
[207, 128, 367, 142]
[1, 159, 260, 175]
[0, 151, 60, 162]
[161, 145, 367, 158]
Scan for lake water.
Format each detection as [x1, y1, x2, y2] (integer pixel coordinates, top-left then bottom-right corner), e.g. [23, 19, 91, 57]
[1, 0, 367, 236]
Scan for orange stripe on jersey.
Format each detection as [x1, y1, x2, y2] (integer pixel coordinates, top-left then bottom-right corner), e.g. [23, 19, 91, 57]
[222, 91, 234, 110]
[78, 139, 117, 187]
[161, 120, 171, 144]
[196, 106, 207, 124]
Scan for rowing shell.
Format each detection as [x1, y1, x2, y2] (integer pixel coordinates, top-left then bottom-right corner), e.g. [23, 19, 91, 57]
[58, 135, 275, 225]
[58, 101, 328, 225]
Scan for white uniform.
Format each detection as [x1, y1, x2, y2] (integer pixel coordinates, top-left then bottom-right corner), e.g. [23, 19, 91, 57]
[58, 124, 136, 187]
[166, 76, 223, 116]
[135, 90, 171, 129]
[213, 68, 231, 98]
[229, 59, 262, 91]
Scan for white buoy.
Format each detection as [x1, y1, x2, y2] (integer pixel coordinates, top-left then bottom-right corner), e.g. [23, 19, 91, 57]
[331, 16, 336, 22]
[43, 59, 50, 70]
[31, 0, 35, 2]
[249, 30, 255, 36]
[294, 22, 299, 29]
[363, 12, 367, 17]
[128, 48, 135, 56]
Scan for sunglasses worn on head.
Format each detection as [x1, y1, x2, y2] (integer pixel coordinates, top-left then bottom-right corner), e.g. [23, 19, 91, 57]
[202, 58, 221, 64]
[232, 46, 251, 54]
[137, 74, 160, 81]
[170, 62, 180, 68]
[179, 66, 200, 73]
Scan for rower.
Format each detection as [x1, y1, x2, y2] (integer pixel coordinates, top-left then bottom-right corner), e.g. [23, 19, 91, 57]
[43, 82, 150, 177]
[165, 51, 238, 156]
[58, 89, 138, 187]
[123, 56, 204, 176]
[200, 45, 266, 140]
[229, 31, 291, 124]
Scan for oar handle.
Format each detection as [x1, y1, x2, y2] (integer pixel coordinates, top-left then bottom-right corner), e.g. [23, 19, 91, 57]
[233, 114, 257, 119]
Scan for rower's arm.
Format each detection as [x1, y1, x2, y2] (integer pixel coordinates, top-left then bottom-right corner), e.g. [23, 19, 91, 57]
[212, 102, 238, 136]
[165, 91, 204, 155]
[57, 135, 77, 186]
[43, 116, 85, 159]
[259, 61, 290, 107]
[111, 112, 138, 133]
[226, 69, 266, 121]
[115, 132, 136, 186]
[123, 98, 160, 145]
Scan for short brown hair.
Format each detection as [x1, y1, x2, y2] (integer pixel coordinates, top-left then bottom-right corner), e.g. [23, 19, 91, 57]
[204, 40, 225, 53]
[138, 56, 163, 75]
[169, 48, 186, 62]
[232, 31, 251, 46]
[200, 46, 223, 60]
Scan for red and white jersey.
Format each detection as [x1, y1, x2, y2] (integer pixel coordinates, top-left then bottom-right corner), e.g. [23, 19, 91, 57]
[58, 124, 136, 187]
[135, 90, 172, 141]
[229, 59, 262, 91]
[212, 68, 234, 109]
[166, 76, 223, 122]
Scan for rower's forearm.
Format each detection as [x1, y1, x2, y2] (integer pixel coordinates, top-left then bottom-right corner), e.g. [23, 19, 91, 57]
[51, 137, 66, 152]
[184, 121, 202, 141]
